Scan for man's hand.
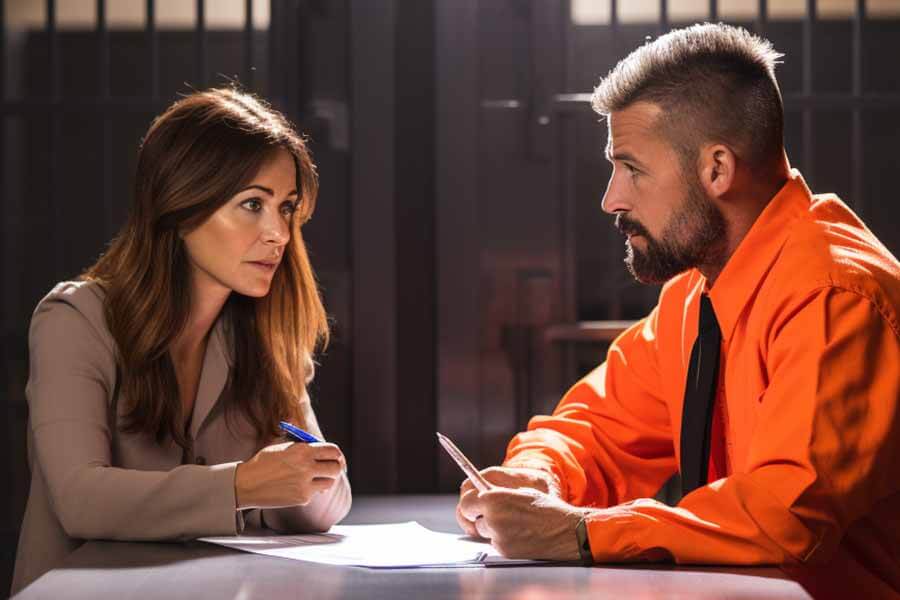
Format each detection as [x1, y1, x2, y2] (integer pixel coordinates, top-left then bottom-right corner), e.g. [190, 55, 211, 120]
[461, 487, 587, 561]
[455, 466, 560, 538]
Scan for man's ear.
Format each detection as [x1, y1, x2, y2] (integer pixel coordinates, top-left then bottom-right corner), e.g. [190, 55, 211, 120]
[698, 143, 736, 199]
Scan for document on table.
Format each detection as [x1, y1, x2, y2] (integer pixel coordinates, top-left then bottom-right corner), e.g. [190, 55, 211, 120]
[199, 521, 543, 568]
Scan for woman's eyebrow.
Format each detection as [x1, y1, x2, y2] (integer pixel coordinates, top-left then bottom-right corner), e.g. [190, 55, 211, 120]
[238, 184, 298, 196]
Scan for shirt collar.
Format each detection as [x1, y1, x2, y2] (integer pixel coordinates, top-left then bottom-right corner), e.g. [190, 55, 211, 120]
[703, 169, 812, 342]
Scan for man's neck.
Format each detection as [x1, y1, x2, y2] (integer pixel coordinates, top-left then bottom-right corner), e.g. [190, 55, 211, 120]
[701, 157, 791, 287]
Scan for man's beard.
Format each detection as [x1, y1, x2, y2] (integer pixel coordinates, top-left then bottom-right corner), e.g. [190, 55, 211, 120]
[616, 178, 727, 285]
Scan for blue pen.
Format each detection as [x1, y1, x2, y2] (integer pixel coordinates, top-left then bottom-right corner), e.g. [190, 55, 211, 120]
[279, 421, 322, 443]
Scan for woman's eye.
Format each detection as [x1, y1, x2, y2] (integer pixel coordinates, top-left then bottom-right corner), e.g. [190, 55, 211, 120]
[241, 198, 262, 212]
[281, 201, 299, 216]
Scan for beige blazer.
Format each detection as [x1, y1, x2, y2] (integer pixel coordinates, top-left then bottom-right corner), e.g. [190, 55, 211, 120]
[11, 281, 352, 595]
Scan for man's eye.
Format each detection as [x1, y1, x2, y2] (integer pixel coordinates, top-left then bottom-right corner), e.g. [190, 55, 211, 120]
[241, 198, 262, 211]
[624, 164, 639, 178]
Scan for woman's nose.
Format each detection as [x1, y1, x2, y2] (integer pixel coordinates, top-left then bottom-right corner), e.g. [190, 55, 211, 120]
[261, 212, 290, 245]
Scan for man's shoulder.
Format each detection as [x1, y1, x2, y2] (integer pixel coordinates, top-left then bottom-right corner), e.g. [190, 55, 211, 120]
[774, 194, 900, 323]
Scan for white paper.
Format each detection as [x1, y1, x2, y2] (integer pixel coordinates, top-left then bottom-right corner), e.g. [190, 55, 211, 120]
[200, 521, 542, 568]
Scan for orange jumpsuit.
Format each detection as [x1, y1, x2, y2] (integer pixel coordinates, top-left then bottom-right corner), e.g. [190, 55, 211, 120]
[504, 171, 900, 597]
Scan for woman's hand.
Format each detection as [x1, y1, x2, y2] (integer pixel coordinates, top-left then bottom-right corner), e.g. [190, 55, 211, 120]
[234, 441, 346, 510]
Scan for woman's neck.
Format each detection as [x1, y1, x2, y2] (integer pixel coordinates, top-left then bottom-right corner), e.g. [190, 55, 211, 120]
[171, 272, 231, 358]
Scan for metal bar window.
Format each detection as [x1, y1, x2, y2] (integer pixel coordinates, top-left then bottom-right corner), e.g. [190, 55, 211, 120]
[610, 0, 619, 46]
[756, 0, 768, 33]
[801, 0, 816, 182]
[609, 0, 624, 319]
[269, 0, 283, 106]
[98, 0, 113, 236]
[1, 0, 6, 102]
[147, 0, 159, 100]
[196, 0, 207, 88]
[244, 0, 254, 89]
[851, 0, 865, 216]
[98, 0, 109, 98]
[47, 0, 59, 99]
[47, 0, 62, 276]
[1, 0, 6, 265]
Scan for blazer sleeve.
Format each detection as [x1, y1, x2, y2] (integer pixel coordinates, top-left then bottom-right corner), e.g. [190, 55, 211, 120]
[503, 304, 678, 507]
[260, 387, 353, 533]
[27, 297, 243, 541]
[261, 474, 352, 533]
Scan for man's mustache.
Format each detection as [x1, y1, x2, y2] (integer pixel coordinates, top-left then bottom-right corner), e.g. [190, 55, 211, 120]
[615, 214, 650, 238]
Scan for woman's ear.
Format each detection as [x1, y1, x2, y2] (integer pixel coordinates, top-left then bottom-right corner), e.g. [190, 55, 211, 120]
[698, 143, 737, 199]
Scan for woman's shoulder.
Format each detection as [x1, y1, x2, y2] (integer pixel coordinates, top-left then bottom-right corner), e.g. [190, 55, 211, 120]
[40, 278, 106, 302]
[30, 279, 114, 353]
[34, 279, 107, 319]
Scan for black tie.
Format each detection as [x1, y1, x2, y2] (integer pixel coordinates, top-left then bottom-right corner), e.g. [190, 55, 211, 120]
[680, 294, 722, 496]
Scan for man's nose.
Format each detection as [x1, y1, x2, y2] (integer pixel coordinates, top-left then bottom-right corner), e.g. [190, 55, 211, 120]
[601, 173, 629, 215]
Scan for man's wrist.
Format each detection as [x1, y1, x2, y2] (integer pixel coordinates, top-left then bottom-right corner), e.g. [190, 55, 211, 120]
[575, 514, 593, 566]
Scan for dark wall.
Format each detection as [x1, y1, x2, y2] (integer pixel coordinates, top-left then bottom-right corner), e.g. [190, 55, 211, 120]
[347, 0, 437, 493]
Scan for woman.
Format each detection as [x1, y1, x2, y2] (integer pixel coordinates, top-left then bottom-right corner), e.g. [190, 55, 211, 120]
[11, 88, 352, 594]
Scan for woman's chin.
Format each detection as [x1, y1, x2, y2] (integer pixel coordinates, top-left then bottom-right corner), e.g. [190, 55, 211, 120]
[232, 281, 272, 298]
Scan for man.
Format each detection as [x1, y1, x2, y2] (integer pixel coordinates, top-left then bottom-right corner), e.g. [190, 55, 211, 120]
[456, 23, 899, 597]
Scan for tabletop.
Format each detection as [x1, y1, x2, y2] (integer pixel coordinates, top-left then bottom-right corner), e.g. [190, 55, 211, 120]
[14, 495, 813, 599]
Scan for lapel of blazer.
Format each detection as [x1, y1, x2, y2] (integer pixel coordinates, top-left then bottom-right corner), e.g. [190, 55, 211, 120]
[189, 315, 231, 440]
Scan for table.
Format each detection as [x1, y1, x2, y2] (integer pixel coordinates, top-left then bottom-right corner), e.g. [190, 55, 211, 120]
[15, 495, 812, 599]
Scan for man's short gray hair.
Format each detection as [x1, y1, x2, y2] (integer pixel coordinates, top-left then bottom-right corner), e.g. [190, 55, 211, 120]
[592, 23, 785, 172]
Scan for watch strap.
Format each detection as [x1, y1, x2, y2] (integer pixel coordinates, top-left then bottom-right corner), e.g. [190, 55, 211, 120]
[575, 516, 593, 566]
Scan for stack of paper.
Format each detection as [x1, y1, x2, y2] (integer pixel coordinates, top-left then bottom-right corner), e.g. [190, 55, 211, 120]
[200, 522, 541, 568]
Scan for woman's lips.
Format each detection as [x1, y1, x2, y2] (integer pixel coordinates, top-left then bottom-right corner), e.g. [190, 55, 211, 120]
[248, 261, 277, 272]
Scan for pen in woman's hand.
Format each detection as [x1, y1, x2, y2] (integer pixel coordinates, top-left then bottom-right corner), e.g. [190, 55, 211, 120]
[279, 421, 322, 443]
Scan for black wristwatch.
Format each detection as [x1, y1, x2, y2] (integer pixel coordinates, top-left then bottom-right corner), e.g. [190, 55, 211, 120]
[575, 517, 593, 566]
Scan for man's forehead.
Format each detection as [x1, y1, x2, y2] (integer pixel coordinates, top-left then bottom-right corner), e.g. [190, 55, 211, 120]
[607, 102, 662, 142]
[606, 102, 665, 157]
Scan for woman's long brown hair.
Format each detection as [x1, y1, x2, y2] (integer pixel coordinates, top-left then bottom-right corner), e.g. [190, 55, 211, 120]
[82, 87, 329, 449]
